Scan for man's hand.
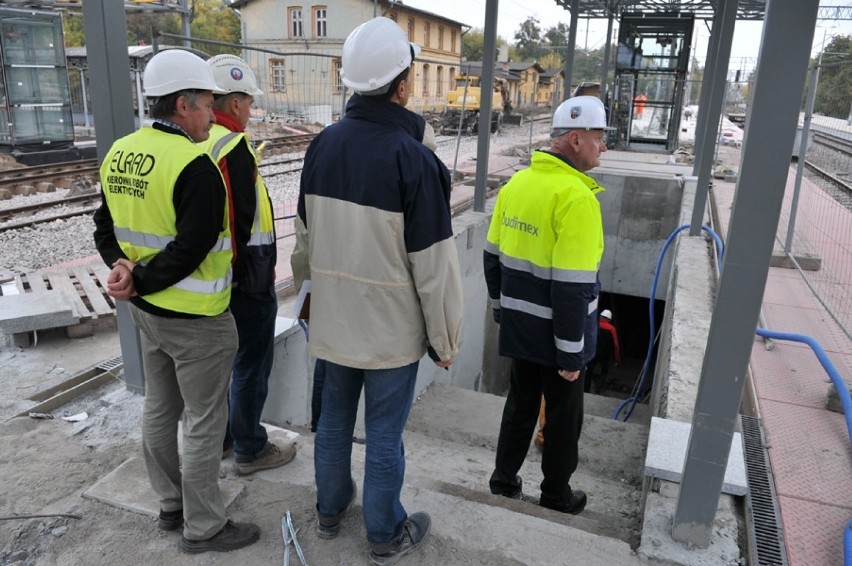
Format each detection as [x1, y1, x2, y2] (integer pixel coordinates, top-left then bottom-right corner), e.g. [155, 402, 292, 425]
[558, 369, 580, 382]
[434, 358, 453, 370]
[107, 258, 137, 300]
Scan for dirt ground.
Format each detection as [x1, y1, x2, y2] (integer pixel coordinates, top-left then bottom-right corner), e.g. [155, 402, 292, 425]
[0, 327, 523, 566]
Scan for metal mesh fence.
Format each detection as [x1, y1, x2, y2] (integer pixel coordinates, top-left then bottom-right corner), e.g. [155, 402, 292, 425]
[776, 58, 852, 340]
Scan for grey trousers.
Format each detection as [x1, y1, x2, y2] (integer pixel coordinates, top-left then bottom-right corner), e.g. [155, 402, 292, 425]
[130, 304, 237, 540]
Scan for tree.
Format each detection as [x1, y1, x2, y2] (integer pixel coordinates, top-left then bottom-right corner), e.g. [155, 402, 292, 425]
[126, 12, 181, 45]
[61, 0, 239, 51]
[543, 22, 570, 52]
[514, 17, 544, 61]
[462, 28, 485, 61]
[188, 0, 241, 54]
[539, 51, 562, 70]
[62, 13, 86, 47]
[461, 28, 507, 62]
[814, 35, 852, 119]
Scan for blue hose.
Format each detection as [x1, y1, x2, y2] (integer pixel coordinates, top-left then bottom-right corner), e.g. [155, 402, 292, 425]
[612, 224, 723, 422]
[846, 520, 852, 565]
[618, 223, 852, 563]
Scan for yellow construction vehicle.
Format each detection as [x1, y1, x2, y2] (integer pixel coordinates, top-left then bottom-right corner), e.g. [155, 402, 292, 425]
[439, 74, 511, 135]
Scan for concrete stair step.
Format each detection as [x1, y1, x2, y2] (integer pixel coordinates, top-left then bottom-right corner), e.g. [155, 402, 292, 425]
[254, 425, 643, 565]
[407, 383, 650, 486]
[401, 426, 643, 547]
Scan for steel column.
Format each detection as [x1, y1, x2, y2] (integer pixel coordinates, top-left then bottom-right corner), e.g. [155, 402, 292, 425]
[672, 0, 820, 547]
[473, 0, 499, 212]
[689, 0, 738, 236]
[600, 11, 614, 105]
[562, 0, 580, 99]
[82, 1, 145, 395]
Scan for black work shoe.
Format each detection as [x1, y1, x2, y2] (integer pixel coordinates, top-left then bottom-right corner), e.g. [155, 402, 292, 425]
[157, 508, 183, 531]
[369, 512, 431, 566]
[179, 519, 260, 554]
[317, 479, 357, 539]
[491, 475, 523, 500]
[540, 490, 587, 515]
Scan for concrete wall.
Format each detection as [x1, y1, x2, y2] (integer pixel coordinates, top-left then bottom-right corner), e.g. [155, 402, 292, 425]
[593, 170, 684, 301]
[647, 179, 716, 423]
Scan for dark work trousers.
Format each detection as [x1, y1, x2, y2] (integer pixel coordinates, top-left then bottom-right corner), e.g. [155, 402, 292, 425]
[225, 287, 278, 460]
[490, 359, 585, 507]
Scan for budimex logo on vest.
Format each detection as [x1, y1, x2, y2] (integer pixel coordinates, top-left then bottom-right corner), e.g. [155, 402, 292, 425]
[106, 150, 155, 199]
[501, 212, 540, 236]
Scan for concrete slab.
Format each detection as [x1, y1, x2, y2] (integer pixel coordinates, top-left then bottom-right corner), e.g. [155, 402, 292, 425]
[82, 424, 299, 520]
[639, 483, 742, 566]
[645, 417, 747, 496]
[81, 457, 244, 519]
[0, 290, 79, 334]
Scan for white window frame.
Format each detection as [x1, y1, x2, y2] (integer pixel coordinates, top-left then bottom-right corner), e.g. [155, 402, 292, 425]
[270, 58, 287, 92]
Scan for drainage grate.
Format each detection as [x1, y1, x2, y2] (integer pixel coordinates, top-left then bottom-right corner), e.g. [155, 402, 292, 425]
[741, 415, 788, 566]
[97, 355, 123, 373]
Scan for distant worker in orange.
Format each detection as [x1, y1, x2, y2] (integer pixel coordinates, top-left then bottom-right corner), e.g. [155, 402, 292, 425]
[634, 92, 647, 117]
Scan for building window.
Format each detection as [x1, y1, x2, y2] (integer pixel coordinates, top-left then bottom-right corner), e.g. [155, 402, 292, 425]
[450, 30, 457, 53]
[332, 58, 342, 92]
[288, 7, 303, 38]
[423, 22, 430, 48]
[438, 26, 444, 51]
[270, 58, 286, 92]
[407, 18, 414, 41]
[388, 12, 397, 22]
[313, 6, 327, 38]
[422, 63, 430, 96]
[436, 65, 443, 96]
[449, 67, 455, 87]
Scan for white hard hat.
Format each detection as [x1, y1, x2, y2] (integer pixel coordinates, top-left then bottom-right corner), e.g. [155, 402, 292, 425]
[208, 54, 263, 96]
[340, 17, 420, 95]
[601, 309, 613, 320]
[552, 95, 612, 131]
[143, 49, 225, 97]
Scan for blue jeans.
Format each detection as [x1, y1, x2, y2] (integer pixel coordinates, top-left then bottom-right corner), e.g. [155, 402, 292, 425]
[226, 287, 278, 460]
[314, 360, 419, 544]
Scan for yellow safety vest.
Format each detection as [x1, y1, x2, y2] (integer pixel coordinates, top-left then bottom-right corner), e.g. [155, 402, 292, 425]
[202, 124, 275, 250]
[100, 126, 232, 315]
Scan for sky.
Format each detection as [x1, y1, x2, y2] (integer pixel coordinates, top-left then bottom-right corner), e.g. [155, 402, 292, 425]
[402, 0, 852, 69]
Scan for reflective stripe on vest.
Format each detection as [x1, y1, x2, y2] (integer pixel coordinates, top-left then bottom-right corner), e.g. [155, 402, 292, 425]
[203, 125, 276, 249]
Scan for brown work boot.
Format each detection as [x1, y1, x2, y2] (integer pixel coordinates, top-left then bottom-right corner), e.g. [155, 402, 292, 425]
[235, 441, 296, 475]
[179, 519, 260, 553]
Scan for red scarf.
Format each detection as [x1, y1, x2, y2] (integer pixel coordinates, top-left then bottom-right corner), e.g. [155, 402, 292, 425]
[213, 109, 244, 133]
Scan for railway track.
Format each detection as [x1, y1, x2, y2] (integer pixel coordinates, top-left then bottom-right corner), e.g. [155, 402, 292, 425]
[0, 159, 99, 195]
[812, 130, 852, 159]
[806, 129, 852, 208]
[259, 133, 316, 157]
[0, 193, 101, 231]
[0, 133, 316, 200]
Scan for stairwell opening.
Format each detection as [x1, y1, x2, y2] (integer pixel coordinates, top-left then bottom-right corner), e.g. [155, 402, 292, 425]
[590, 291, 666, 406]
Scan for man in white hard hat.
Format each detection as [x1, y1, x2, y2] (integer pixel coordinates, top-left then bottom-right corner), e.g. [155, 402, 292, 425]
[201, 54, 297, 476]
[93, 49, 260, 553]
[292, 17, 462, 566]
[484, 95, 610, 515]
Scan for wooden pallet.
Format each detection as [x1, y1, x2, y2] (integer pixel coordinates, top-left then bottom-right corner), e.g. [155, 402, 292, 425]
[4, 264, 117, 345]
